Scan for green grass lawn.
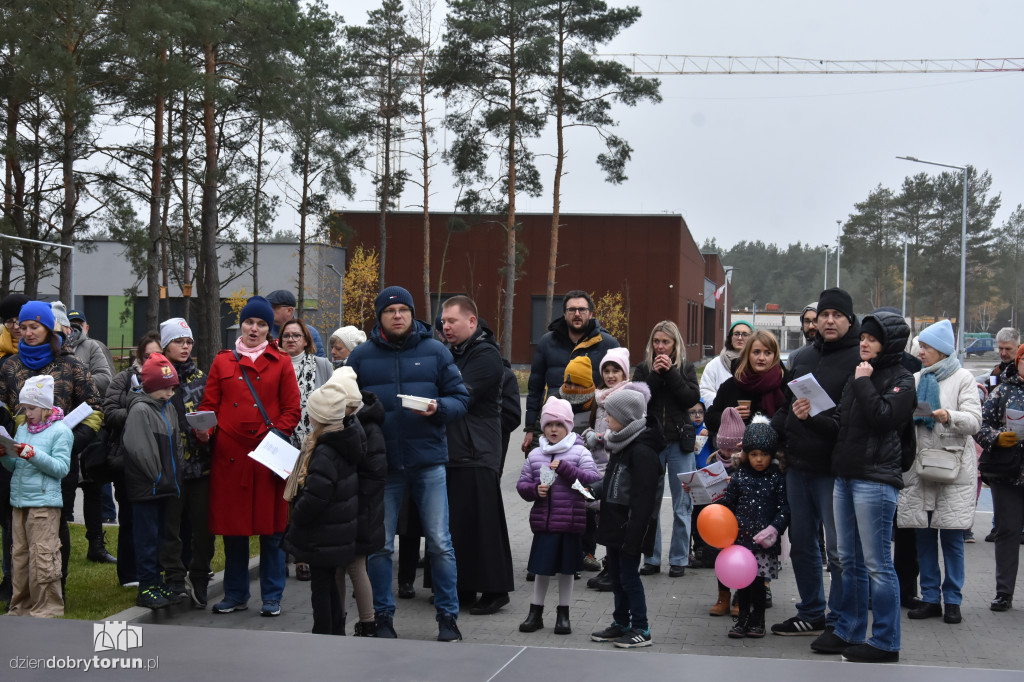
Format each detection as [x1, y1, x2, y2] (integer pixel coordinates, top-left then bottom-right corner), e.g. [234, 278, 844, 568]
[4, 522, 258, 621]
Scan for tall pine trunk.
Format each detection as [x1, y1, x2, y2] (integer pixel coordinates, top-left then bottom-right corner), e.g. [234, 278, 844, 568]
[546, 13, 566, 326]
[501, 44, 518, 359]
[197, 42, 222, 367]
[298, 139, 310, 319]
[253, 114, 265, 293]
[419, 75, 430, 320]
[147, 48, 166, 332]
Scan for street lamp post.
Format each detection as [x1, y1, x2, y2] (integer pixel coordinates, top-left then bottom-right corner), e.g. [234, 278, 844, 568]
[897, 155, 968, 363]
[0, 235, 75, 304]
[823, 246, 830, 291]
[326, 263, 344, 328]
[902, 241, 909, 319]
[835, 220, 842, 287]
[722, 266, 734, 344]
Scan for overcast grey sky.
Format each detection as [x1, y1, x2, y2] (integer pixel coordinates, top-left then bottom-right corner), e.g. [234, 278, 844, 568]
[319, 0, 1024, 251]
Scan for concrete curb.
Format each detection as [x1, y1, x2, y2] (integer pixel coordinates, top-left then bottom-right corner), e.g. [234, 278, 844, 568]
[110, 556, 261, 624]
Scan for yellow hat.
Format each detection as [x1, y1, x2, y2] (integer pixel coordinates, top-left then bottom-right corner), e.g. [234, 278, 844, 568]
[563, 356, 594, 389]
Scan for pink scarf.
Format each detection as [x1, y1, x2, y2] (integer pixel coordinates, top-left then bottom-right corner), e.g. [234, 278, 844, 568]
[595, 381, 629, 406]
[27, 406, 65, 434]
[235, 336, 269, 363]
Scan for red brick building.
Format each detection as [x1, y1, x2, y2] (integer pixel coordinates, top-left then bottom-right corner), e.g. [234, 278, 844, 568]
[335, 211, 729, 366]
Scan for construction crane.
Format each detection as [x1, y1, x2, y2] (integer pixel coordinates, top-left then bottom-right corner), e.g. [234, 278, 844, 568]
[602, 55, 1024, 75]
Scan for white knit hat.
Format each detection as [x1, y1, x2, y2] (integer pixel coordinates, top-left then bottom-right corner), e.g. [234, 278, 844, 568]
[19, 375, 54, 410]
[306, 366, 363, 424]
[331, 326, 367, 351]
[160, 318, 194, 349]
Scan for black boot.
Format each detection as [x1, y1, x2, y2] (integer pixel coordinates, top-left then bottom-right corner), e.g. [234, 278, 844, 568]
[519, 604, 544, 632]
[554, 605, 571, 635]
[587, 568, 613, 591]
[353, 620, 378, 637]
[87, 531, 117, 564]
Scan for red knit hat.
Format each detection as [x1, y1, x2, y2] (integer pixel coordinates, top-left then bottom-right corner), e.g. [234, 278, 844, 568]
[141, 352, 179, 392]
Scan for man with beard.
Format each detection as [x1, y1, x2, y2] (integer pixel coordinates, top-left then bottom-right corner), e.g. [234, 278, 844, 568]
[346, 286, 469, 642]
[439, 296, 515, 615]
[523, 291, 619, 452]
[787, 303, 818, 370]
[770, 288, 861, 639]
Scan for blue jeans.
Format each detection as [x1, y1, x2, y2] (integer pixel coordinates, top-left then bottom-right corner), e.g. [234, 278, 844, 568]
[131, 499, 167, 589]
[645, 442, 693, 567]
[916, 525, 965, 605]
[786, 468, 842, 623]
[368, 465, 458, 619]
[606, 546, 647, 630]
[833, 478, 900, 653]
[222, 533, 285, 604]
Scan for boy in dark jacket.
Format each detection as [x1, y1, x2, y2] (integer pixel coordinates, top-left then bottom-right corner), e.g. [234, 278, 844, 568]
[591, 389, 664, 648]
[124, 353, 183, 610]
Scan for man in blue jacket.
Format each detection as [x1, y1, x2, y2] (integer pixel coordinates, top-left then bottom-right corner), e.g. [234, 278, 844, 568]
[346, 286, 470, 642]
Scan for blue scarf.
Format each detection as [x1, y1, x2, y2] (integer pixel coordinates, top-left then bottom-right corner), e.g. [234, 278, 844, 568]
[17, 340, 55, 371]
[914, 354, 961, 430]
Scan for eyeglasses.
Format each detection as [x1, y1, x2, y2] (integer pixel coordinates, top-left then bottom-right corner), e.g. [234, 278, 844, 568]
[565, 307, 591, 315]
[731, 331, 751, 338]
[169, 338, 194, 346]
[281, 333, 304, 340]
[3, 318, 18, 328]
[688, 409, 705, 417]
[381, 307, 412, 318]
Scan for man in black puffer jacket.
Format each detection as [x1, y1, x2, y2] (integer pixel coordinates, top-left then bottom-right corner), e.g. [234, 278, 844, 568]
[810, 309, 915, 664]
[523, 291, 619, 452]
[770, 288, 860, 636]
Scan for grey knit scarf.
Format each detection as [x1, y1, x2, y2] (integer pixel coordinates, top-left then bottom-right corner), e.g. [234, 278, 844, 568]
[604, 418, 647, 454]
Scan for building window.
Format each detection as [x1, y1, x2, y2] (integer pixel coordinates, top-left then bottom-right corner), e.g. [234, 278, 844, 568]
[531, 295, 565, 345]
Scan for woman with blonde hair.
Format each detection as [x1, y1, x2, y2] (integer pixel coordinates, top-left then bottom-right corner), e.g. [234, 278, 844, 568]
[632, 320, 700, 577]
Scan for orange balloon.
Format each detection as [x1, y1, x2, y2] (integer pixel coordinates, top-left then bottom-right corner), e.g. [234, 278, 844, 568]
[697, 504, 739, 549]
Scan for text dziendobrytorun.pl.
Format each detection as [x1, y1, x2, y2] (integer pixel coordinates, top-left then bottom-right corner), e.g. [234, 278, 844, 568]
[10, 656, 159, 672]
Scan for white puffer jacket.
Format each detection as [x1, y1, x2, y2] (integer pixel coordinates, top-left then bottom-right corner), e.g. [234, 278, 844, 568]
[897, 367, 981, 529]
[699, 356, 732, 406]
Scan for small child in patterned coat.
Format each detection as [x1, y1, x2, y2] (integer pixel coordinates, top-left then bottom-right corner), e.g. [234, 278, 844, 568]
[718, 416, 789, 638]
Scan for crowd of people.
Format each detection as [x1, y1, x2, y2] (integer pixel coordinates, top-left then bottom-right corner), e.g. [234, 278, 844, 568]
[0, 284, 1021, 664]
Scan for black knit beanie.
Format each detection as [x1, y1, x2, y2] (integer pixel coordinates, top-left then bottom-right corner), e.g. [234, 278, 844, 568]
[817, 288, 855, 323]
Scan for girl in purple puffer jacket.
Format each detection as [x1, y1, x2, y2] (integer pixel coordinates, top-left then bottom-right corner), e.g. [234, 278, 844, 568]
[517, 396, 600, 636]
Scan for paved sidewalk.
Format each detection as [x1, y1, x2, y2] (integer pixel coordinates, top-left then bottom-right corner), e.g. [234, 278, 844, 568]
[128, 413, 1024, 672]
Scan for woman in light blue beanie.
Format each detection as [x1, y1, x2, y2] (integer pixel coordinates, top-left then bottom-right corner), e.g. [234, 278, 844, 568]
[917, 319, 955, 357]
[897, 318, 981, 625]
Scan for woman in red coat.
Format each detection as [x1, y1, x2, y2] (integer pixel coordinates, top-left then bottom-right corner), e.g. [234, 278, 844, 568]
[197, 296, 301, 617]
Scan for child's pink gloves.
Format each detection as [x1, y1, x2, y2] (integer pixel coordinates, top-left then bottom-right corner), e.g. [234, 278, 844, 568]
[753, 526, 778, 548]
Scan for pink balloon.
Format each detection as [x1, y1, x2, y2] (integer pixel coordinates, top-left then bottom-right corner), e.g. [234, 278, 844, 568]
[715, 545, 758, 589]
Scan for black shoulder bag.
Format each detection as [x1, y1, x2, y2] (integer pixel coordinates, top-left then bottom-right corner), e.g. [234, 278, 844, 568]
[234, 350, 290, 441]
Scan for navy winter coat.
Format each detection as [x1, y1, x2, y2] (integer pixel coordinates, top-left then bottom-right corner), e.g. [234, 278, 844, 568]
[346, 320, 469, 472]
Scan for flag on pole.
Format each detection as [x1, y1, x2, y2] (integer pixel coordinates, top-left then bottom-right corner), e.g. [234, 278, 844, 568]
[714, 283, 727, 301]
